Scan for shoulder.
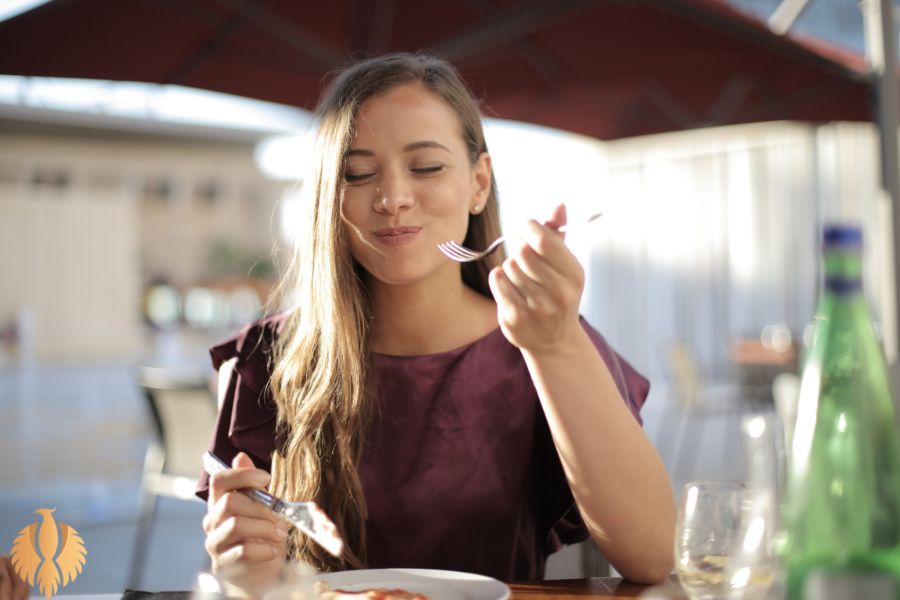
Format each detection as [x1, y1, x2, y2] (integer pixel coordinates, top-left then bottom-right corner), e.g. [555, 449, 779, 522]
[210, 313, 290, 388]
[211, 312, 289, 367]
[202, 314, 289, 471]
[196, 316, 288, 500]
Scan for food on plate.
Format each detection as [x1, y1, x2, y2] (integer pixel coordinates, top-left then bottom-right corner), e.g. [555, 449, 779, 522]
[314, 581, 429, 600]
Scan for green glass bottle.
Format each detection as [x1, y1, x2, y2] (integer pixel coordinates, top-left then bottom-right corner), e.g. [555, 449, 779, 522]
[781, 225, 900, 599]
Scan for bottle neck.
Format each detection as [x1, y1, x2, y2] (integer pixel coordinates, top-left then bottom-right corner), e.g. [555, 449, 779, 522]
[823, 247, 862, 294]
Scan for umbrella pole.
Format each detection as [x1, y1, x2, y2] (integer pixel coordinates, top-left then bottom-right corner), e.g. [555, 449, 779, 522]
[862, 0, 900, 387]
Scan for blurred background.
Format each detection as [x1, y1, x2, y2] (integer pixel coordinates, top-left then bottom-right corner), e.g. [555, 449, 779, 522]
[0, 0, 898, 592]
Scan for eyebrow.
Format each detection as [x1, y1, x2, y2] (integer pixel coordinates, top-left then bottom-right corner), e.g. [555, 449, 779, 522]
[346, 140, 451, 157]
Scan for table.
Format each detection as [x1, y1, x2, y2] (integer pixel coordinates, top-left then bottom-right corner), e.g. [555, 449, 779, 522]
[510, 576, 681, 599]
[729, 338, 798, 405]
[110, 576, 684, 600]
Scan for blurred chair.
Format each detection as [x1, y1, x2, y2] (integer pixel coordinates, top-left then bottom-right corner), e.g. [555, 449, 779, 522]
[662, 341, 743, 486]
[730, 329, 798, 407]
[129, 365, 217, 589]
[668, 341, 703, 410]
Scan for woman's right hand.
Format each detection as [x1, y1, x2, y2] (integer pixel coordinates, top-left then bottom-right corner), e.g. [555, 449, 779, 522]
[203, 452, 289, 592]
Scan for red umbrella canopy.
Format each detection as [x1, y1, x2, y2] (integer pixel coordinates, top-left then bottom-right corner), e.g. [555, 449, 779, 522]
[0, 0, 873, 140]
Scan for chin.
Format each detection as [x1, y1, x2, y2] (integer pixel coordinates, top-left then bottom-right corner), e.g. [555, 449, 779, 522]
[356, 249, 458, 287]
[363, 260, 441, 287]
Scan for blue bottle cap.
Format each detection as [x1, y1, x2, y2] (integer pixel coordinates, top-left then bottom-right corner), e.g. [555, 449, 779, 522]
[823, 224, 862, 248]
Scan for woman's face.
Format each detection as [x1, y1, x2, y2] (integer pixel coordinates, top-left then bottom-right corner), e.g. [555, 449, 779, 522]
[340, 82, 491, 287]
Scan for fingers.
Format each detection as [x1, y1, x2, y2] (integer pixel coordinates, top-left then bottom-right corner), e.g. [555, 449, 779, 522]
[0, 557, 28, 600]
[489, 265, 525, 311]
[490, 207, 586, 351]
[8, 560, 28, 600]
[203, 452, 287, 574]
[205, 451, 278, 532]
[0, 558, 10, 600]
[491, 255, 574, 322]
[204, 490, 281, 533]
[502, 219, 583, 298]
[505, 244, 559, 293]
[205, 512, 289, 556]
[519, 219, 581, 277]
[542, 203, 567, 231]
[216, 542, 284, 570]
[231, 451, 256, 470]
[501, 256, 553, 313]
[208, 453, 271, 506]
[204, 500, 288, 574]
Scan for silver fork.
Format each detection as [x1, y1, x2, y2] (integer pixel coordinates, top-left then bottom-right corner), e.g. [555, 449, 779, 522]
[437, 212, 603, 262]
[202, 451, 344, 557]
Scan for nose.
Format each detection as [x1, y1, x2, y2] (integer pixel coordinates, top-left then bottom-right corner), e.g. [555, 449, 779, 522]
[374, 169, 414, 213]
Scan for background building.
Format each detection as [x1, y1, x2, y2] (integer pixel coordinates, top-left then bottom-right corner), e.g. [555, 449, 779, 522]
[0, 105, 288, 362]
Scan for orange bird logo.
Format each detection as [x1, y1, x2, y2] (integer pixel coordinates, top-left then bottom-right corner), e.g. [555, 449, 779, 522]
[10, 508, 87, 599]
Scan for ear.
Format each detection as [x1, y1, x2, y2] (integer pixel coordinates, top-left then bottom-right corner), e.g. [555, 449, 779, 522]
[470, 152, 492, 214]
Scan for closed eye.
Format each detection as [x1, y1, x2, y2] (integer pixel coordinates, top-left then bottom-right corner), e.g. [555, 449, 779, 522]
[412, 165, 445, 175]
[344, 172, 374, 184]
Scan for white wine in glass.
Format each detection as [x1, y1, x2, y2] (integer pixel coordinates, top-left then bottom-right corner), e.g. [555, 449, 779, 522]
[675, 481, 744, 599]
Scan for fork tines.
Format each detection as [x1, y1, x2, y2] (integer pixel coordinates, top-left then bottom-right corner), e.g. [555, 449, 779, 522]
[437, 241, 482, 262]
[437, 211, 604, 263]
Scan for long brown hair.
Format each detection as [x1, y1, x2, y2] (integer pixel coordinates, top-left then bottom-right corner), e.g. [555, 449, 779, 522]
[268, 52, 504, 571]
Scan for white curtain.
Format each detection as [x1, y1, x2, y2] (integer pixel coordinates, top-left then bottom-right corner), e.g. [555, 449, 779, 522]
[567, 120, 888, 384]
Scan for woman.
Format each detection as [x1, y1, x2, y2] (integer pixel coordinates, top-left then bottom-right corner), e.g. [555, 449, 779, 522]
[198, 52, 675, 589]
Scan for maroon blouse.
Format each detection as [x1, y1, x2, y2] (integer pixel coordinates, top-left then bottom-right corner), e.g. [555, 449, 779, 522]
[196, 313, 650, 581]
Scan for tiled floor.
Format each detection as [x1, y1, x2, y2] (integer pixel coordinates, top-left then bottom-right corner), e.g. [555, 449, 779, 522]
[0, 353, 750, 594]
[0, 361, 210, 594]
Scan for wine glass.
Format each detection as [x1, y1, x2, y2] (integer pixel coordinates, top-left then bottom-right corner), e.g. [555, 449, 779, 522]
[675, 481, 745, 599]
[723, 414, 785, 600]
[194, 560, 318, 600]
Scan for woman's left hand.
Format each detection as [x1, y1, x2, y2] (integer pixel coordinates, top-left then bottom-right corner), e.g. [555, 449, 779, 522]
[489, 203, 585, 354]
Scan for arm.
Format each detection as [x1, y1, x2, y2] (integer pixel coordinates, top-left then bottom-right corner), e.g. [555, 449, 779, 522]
[488, 205, 675, 583]
[198, 322, 289, 596]
[523, 328, 675, 582]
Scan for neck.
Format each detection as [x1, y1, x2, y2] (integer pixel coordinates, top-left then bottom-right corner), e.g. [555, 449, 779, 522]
[367, 270, 497, 356]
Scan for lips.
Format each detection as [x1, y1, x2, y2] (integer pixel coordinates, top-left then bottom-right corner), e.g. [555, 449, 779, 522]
[373, 226, 421, 246]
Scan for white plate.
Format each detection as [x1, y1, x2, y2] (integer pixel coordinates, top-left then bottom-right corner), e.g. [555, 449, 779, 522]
[313, 568, 511, 600]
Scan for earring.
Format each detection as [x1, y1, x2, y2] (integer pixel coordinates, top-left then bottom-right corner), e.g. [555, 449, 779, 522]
[471, 204, 483, 214]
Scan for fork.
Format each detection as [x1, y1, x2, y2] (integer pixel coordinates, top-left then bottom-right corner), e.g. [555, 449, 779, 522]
[202, 451, 344, 557]
[437, 211, 603, 262]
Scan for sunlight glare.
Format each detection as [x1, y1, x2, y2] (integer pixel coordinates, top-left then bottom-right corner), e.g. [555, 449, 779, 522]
[0, 0, 51, 23]
[484, 119, 607, 231]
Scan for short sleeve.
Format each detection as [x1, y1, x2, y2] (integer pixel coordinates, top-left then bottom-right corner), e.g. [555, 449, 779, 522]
[581, 317, 650, 425]
[194, 314, 287, 501]
[541, 317, 651, 552]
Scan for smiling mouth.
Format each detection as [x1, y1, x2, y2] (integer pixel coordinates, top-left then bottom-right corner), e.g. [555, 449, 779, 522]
[373, 227, 421, 246]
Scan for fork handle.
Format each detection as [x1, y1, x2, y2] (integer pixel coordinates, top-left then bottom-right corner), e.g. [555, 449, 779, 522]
[556, 211, 603, 232]
[202, 451, 277, 509]
[518, 211, 603, 235]
[245, 487, 279, 509]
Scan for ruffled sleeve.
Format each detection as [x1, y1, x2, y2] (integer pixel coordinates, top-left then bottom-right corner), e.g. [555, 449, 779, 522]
[195, 313, 288, 501]
[542, 317, 651, 552]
